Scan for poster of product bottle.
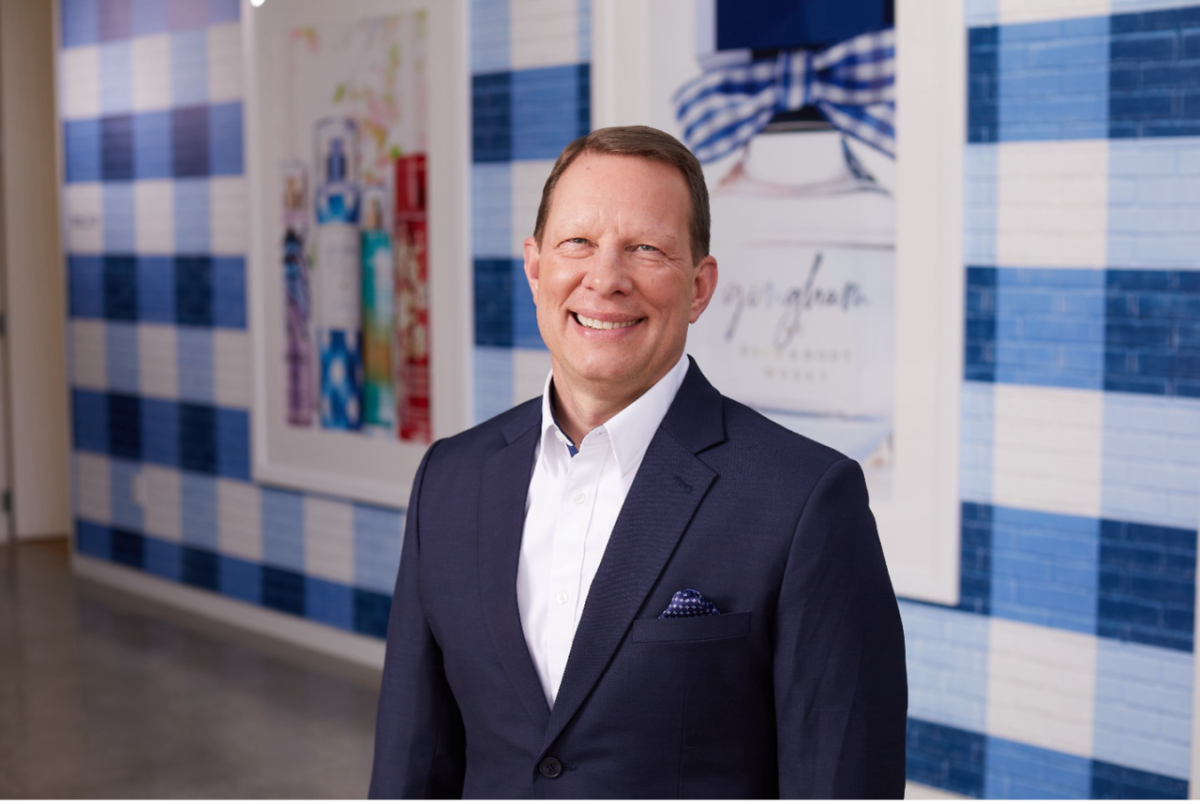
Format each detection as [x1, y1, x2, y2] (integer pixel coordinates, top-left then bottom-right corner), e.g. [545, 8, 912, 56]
[648, 0, 897, 500]
[277, 12, 431, 444]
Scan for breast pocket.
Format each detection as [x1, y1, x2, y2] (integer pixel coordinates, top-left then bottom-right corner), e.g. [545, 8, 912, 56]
[630, 611, 752, 643]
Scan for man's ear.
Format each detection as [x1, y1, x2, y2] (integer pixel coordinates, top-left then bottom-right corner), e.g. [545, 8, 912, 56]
[688, 255, 718, 323]
[523, 237, 540, 302]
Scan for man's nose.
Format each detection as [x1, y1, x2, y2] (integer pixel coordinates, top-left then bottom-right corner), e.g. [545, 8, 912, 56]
[581, 246, 633, 296]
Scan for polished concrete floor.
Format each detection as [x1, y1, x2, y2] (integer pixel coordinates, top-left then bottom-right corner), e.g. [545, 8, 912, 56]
[0, 539, 381, 798]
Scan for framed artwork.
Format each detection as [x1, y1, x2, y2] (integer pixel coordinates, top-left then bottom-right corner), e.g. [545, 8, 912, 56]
[593, 0, 964, 603]
[244, 0, 470, 507]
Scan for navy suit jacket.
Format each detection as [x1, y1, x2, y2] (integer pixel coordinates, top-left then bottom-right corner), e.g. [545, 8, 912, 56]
[369, 360, 907, 798]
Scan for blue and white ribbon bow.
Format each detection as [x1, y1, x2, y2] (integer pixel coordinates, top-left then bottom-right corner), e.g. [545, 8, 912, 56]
[673, 28, 895, 163]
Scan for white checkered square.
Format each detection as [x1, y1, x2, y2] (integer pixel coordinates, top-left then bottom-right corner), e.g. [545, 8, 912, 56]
[143, 466, 182, 542]
[996, 141, 1109, 269]
[304, 496, 355, 584]
[210, 177, 247, 254]
[59, 45, 100, 120]
[987, 618, 1097, 758]
[71, 320, 108, 391]
[992, 384, 1103, 519]
[75, 453, 111, 524]
[213, 329, 251, 408]
[130, 34, 171, 112]
[64, 183, 105, 254]
[510, 0, 582, 70]
[135, 180, 175, 254]
[998, 0, 1111, 24]
[217, 479, 262, 561]
[207, 23, 243, 104]
[511, 160, 555, 256]
[138, 324, 179, 399]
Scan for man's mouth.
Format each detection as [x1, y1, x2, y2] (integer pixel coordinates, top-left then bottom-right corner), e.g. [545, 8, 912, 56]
[573, 313, 644, 331]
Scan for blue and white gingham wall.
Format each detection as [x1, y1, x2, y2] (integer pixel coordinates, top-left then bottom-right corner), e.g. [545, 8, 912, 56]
[901, 0, 1200, 797]
[60, 0, 402, 639]
[59, 0, 1200, 798]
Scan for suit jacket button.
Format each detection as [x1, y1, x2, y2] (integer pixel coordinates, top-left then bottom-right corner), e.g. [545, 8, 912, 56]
[539, 757, 563, 779]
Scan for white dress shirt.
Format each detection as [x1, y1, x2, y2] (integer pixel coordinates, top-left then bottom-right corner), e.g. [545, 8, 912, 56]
[516, 353, 690, 706]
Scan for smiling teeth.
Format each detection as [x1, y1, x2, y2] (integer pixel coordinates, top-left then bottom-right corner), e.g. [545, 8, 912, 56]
[575, 314, 640, 330]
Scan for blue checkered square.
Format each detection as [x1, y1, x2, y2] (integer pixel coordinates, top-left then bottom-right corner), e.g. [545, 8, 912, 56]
[62, 0, 99, 48]
[219, 555, 262, 603]
[262, 566, 306, 615]
[107, 393, 141, 460]
[1098, 519, 1196, 651]
[211, 256, 246, 328]
[65, 119, 102, 183]
[144, 535, 183, 581]
[175, 256, 213, 326]
[70, 255, 105, 317]
[102, 183, 135, 252]
[110, 528, 144, 569]
[73, 389, 109, 454]
[261, 487, 305, 572]
[133, 111, 172, 180]
[129, 0, 168, 37]
[306, 577, 355, 630]
[208, 102, 242, 176]
[141, 397, 180, 467]
[173, 179, 211, 253]
[176, 328, 214, 402]
[137, 257, 175, 323]
[182, 545, 219, 590]
[215, 408, 250, 480]
[181, 472, 219, 548]
[106, 322, 140, 393]
[97, 0, 131, 42]
[178, 402, 216, 473]
[511, 64, 590, 161]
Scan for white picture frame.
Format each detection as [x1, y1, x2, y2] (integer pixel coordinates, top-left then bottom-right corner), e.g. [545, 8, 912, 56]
[591, 0, 965, 604]
[244, 0, 471, 509]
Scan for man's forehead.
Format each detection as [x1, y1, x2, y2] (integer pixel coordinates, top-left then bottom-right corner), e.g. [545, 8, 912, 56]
[550, 155, 689, 210]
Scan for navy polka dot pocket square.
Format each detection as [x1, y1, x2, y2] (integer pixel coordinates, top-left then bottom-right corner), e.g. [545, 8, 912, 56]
[659, 588, 721, 619]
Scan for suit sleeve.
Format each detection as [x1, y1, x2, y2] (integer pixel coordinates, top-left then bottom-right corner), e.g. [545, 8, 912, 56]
[773, 458, 908, 799]
[369, 443, 467, 799]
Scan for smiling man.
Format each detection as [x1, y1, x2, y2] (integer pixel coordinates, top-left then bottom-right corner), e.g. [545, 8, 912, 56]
[369, 126, 907, 799]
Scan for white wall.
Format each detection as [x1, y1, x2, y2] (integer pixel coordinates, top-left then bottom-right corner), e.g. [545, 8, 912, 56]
[1, 0, 70, 540]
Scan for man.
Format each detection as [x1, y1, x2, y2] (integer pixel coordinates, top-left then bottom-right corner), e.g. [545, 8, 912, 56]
[369, 126, 907, 799]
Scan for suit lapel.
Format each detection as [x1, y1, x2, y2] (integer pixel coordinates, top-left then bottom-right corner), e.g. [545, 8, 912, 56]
[542, 360, 725, 750]
[477, 401, 552, 727]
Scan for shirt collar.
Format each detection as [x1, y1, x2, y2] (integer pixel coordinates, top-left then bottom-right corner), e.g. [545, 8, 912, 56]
[538, 353, 690, 477]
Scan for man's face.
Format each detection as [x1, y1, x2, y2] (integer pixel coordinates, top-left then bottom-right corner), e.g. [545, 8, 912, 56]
[524, 153, 718, 403]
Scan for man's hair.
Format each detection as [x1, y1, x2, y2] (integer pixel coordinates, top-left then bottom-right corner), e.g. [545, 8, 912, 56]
[533, 125, 711, 265]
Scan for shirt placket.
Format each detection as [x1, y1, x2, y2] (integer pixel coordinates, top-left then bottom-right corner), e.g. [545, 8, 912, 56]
[544, 434, 606, 697]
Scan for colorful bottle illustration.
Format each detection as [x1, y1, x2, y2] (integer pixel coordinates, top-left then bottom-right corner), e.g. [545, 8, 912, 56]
[314, 118, 363, 431]
[282, 162, 315, 426]
[360, 186, 395, 432]
[394, 153, 431, 443]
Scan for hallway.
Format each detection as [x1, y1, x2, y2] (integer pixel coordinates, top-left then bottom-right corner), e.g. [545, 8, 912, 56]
[0, 541, 379, 797]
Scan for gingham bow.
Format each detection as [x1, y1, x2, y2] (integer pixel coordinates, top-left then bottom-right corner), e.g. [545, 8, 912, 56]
[673, 28, 895, 163]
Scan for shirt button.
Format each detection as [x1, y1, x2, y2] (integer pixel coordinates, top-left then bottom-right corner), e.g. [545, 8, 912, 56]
[571, 491, 586, 505]
[556, 591, 569, 606]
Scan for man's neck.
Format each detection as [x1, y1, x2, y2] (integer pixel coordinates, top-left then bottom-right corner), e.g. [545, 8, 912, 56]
[550, 361, 681, 447]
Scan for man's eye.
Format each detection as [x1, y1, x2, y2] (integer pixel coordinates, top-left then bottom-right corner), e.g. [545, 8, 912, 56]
[635, 244, 659, 252]
[564, 238, 588, 246]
